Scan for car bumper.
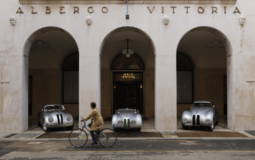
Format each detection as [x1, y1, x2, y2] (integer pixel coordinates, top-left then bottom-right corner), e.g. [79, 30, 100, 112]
[182, 121, 213, 127]
[112, 122, 142, 129]
[45, 122, 73, 128]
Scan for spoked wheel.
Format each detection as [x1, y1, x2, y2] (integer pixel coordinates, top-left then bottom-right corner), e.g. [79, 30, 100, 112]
[98, 128, 117, 147]
[68, 129, 88, 148]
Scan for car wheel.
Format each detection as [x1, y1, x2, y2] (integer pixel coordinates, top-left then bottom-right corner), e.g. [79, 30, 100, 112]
[42, 123, 48, 132]
[182, 124, 187, 130]
[136, 128, 141, 132]
[66, 126, 74, 131]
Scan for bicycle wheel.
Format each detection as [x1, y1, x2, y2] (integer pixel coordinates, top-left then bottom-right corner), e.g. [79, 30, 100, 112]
[98, 128, 117, 147]
[68, 129, 88, 148]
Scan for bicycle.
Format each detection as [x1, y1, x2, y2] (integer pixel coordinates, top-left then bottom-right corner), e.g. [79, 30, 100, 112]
[68, 120, 118, 148]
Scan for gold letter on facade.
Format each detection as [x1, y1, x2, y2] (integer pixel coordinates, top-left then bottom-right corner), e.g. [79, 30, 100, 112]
[45, 6, 51, 15]
[101, 6, 108, 14]
[147, 6, 155, 14]
[31, 6, 38, 14]
[73, 6, 79, 14]
[171, 6, 177, 14]
[197, 7, 205, 14]
[184, 6, 190, 14]
[211, 7, 218, 14]
[59, 6, 66, 14]
[224, 6, 227, 14]
[16, 7, 24, 14]
[88, 6, 94, 14]
[161, 6, 165, 14]
[233, 7, 241, 14]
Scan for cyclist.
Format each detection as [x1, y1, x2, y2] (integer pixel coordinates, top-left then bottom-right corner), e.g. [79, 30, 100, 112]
[82, 102, 104, 145]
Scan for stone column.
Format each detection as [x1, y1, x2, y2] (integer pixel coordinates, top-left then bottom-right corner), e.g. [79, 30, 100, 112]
[155, 53, 177, 132]
[79, 44, 101, 122]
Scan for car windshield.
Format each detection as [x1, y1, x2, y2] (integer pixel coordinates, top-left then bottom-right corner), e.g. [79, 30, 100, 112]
[192, 103, 212, 108]
[45, 105, 63, 111]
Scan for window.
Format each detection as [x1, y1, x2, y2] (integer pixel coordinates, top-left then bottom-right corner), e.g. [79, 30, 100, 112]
[177, 53, 194, 103]
[62, 53, 78, 104]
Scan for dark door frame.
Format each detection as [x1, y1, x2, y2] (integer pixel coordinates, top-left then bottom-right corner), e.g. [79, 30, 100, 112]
[112, 71, 143, 114]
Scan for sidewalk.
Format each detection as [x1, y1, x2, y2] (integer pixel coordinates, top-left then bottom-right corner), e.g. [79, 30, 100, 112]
[1, 121, 255, 140]
[1, 127, 255, 141]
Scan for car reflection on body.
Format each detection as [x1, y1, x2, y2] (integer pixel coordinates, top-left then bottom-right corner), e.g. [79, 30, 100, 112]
[39, 104, 74, 131]
[181, 101, 217, 131]
[112, 108, 142, 131]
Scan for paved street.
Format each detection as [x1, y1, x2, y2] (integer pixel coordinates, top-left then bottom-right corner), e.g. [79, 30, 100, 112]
[1, 139, 255, 160]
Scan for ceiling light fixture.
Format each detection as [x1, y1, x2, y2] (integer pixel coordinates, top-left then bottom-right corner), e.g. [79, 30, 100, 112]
[122, 39, 134, 58]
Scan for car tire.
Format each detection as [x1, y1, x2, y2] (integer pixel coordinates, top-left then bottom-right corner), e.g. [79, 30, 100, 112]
[182, 124, 187, 130]
[136, 128, 141, 132]
[66, 126, 74, 131]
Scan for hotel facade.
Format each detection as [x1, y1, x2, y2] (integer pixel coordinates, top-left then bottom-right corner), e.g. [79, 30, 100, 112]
[0, 0, 255, 132]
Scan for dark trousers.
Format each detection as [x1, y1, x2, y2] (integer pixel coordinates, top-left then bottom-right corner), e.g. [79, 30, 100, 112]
[90, 131, 99, 143]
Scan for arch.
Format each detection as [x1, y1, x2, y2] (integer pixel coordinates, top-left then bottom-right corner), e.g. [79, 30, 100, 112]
[100, 26, 155, 127]
[23, 26, 79, 57]
[176, 26, 232, 55]
[100, 26, 156, 57]
[176, 26, 232, 129]
[23, 26, 80, 128]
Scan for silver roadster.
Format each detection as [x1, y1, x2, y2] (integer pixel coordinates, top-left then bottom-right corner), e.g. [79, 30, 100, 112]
[112, 108, 142, 131]
[39, 104, 74, 131]
[181, 101, 217, 131]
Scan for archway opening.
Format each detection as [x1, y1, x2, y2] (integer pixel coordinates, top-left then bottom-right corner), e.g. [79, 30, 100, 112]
[26, 27, 79, 129]
[177, 27, 231, 129]
[100, 27, 155, 128]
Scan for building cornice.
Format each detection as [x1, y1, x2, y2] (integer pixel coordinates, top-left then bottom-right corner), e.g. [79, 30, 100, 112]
[19, 0, 237, 5]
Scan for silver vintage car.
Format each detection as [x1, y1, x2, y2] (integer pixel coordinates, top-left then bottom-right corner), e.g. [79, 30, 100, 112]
[181, 101, 217, 131]
[112, 108, 142, 131]
[39, 104, 74, 131]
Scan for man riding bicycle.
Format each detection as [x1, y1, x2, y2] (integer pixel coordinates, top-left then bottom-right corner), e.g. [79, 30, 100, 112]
[82, 102, 104, 145]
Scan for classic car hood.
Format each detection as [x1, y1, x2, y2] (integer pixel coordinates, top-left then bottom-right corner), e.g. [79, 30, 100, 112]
[43, 110, 70, 116]
[190, 107, 213, 115]
[116, 112, 138, 118]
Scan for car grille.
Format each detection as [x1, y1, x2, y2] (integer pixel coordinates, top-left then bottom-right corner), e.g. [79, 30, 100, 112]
[56, 114, 63, 125]
[124, 119, 130, 128]
[192, 115, 200, 126]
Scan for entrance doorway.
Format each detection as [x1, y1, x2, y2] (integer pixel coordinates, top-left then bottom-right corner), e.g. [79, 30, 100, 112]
[111, 52, 144, 113]
[100, 27, 155, 122]
[114, 81, 143, 111]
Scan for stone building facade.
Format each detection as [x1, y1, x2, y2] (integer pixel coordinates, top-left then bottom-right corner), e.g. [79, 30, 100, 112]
[0, 0, 255, 132]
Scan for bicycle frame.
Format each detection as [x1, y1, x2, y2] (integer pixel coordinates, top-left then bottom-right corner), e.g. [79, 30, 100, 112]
[69, 120, 117, 148]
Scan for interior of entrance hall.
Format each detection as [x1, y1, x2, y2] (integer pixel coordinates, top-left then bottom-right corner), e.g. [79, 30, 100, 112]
[100, 27, 155, 121]
[177, 27, 230, 128]
[26, 27, 79, 128]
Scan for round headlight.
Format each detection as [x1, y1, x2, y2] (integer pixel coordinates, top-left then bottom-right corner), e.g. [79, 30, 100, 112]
[183, 118, 188, 123]
[48, 117, 54, 122]
[67, 116, 72, 121]
[205, 119, 211, 123]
